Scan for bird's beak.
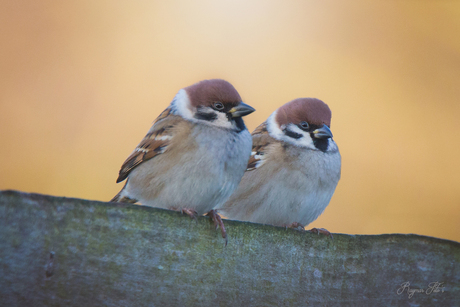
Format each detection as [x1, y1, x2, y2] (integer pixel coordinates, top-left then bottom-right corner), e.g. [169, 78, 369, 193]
[312, 124, 333, 139]
[228, 102, 255, 118]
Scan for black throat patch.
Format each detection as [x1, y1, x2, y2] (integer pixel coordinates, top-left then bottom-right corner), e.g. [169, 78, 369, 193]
[233, 117, 246, 132]
[312, 136, 329, 152]
[225, 113, 246, 133]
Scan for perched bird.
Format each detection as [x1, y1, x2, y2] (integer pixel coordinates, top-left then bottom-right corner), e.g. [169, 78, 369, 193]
[219, 98, 341, 237]
[111, 79, 255, 243]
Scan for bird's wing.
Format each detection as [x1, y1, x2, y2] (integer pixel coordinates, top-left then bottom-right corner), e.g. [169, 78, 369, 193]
[247, 121, 273, 171]
[116, 107, 180, 183]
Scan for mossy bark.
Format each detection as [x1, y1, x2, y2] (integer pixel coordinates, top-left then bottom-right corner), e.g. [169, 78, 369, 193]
[1, 190, 459, 306]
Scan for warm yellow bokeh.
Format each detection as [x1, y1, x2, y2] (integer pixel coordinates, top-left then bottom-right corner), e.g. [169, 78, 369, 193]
[1, 1, 459, 241]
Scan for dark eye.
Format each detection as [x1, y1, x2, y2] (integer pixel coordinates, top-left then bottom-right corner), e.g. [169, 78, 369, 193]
[299, 121, 309, 130]
[213, 102, 224, 111]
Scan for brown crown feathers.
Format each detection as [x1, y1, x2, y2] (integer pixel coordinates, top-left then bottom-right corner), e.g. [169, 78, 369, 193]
[275, 98, 332, 127]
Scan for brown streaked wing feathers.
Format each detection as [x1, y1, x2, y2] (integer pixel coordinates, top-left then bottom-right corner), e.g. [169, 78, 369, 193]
[252, 121, 268, 135]
[116, 108, 178, 183]
[247, 122, 272, 171]
[153, 107, 173, 124]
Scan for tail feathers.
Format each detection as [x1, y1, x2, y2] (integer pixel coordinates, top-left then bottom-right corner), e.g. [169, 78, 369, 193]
[110, 191, 122, 202]
[110, 191, 138, 204]
[110, 181, 138, 204]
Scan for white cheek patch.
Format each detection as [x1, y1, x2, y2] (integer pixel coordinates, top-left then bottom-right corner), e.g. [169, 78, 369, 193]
[284, 124, 315, 149]
[266, 111, 316, 149]
[266, 111, 284, 140]
[170, 89, 193, 120]
[192, 107, 234, 129]
[170, 89, 238, 130]
[209, 111, 233, 129]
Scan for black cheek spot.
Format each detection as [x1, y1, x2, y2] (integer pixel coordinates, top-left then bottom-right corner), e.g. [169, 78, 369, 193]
[284, 129, 302, 139]
[194, 111, 218, 121]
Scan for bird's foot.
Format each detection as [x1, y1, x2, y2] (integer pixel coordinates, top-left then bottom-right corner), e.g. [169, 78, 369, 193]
[308, 227, 333, 239]
[206, 209, 228, 246]
[175, 208, 198, 220]
[283, 222, 305, 231]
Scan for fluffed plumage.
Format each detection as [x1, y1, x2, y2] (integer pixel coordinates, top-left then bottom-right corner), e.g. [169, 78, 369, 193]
[112, 79, 255, 218]
[219, 98, 341, 229]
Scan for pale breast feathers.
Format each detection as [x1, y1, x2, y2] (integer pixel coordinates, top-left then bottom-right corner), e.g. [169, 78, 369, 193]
[116, 108, 178, 183]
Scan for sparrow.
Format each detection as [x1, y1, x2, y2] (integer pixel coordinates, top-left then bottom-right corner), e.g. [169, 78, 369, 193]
[219, 98, 341, 237]
[111, 79, 255, 243]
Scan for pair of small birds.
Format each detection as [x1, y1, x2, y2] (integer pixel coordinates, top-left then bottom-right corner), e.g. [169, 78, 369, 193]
[111, 79, 341, 242]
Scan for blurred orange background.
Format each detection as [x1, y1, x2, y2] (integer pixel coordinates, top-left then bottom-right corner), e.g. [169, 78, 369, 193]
[1, 1, 459, 242]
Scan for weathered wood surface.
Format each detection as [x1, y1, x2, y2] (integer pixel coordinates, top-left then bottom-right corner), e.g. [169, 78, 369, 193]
[1, 190, 459, 306]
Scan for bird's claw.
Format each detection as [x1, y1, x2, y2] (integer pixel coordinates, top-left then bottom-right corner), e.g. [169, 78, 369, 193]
[309, 227, 333, 239]
[206, 209, 228, 246]
[282, 222, 305, 231]
[179, 208, 198, 220]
